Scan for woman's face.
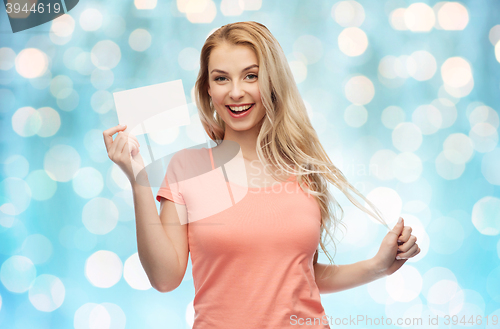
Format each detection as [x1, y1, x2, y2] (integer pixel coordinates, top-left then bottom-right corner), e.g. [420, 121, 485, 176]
[207, 43, 266, 133]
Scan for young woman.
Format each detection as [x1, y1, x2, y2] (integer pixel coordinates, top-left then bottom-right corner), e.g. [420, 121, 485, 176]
[104, 21, 420, 328]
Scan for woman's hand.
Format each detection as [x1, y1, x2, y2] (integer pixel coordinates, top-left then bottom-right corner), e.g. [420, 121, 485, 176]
[371, 217, 420, 277]
[103, 124, 145, 184]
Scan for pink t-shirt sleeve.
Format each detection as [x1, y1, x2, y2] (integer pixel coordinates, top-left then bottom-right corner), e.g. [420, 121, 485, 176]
[156, 153, 186, 205]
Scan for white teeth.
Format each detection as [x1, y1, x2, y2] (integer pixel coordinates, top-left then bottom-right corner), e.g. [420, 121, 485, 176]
[228, 104, 252, 112]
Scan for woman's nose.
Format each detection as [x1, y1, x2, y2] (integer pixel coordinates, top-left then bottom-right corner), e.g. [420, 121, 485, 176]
[229, 82, 245, 99]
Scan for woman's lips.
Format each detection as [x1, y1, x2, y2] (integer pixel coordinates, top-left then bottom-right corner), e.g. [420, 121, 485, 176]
[226, 104, 254, 118]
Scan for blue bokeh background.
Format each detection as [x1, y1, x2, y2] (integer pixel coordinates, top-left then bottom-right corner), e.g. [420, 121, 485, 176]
[1, 0, 500, 328]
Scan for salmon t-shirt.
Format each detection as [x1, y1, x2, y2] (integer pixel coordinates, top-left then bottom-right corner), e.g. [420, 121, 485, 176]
[156, 147, 331, 329]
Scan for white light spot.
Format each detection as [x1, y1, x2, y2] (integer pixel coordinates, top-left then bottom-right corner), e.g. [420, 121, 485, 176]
[135, 0, 157, 9]
[72, 167, 104, 199]
[431, 98, 457, 129]
[82, 198, 119, 235]
[332, 1, 365, 27]
[443, 133, 474, 164]
[469, 105, 499, 129]
[91, 90, 115, 114]
[50, 75, 73, 99]
[15, 48, 48, 79]
[185, 0, 217, 24]
[404, 3, 435, 32]
[0, 47, 16, 70]
[178, 47, 200, 71]
[438, 2, 469, 30]
[365, 187, 402, 226]
[472, 196, 500, 236]
[381, 105, 405, 129]
[370, 149, 396, 180]
[389, 8, 407, 30]
[482, 148, 500, 185]
[293, 35, 323, 65]
[36, 107, 61, 138]
[85, 250, 123, 288]
[91, 40, 121, 69]
[408, 50, 437, 81]
[20, 234, 53, 264]
[393, 152, 422, 183]
[0, 255, 36, 293]
[344, 75, 374, 105]
[75, 52, 95, 75]
[338, 27, 368, 57]
[288, 60, 307, 84]
[378, 55, 398, 79]
[129, 28, 152, 52]
[124, 253, 152, 290]
[469, 122, 498, 153]
[3, 154, 29, 178]
[50, 14, 75, 37]
[392, 122, 423, 152]
[25, 170, 57, 201]
[28, 274, 65, 312]
[0, 177, 31, 215]
[386, 265, 422, 302]
[412, 104, 442, 135]
[44, 145, 81, 182]
[79, 8, 103, 31]
[241, 0, 261, 10]
[220, 0, 244, 16]
[435, 151, 465, 180]
[489, 25, 500, 46]
[441, 57, 473, 89]
[344, 104, 367, 127]
[91, 68, 114, 90]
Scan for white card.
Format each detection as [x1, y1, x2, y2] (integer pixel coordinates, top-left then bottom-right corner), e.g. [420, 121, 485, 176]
[112, 79, 191, 136]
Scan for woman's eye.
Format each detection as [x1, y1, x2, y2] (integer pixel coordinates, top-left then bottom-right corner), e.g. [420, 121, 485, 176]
[214, 74, 257, 82]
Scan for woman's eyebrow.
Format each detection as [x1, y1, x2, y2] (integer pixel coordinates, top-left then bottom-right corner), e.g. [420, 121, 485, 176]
[210, 64, 259, 75]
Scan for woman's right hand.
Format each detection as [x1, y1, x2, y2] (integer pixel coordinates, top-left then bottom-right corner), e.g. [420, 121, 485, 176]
[103, 124, 146, 184]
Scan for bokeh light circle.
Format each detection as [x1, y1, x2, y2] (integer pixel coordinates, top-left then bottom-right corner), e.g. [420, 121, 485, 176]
[124, 253, 152, 290]
[0, 255, 36, 293]
[85, 250, 123, 288]
[344, 75, 374, 105]
[72, 167, 104, 199]
[472, 196, 500, 236]
[15, 48, 49, 79]
[82, 197, 119, 235]
[392, 122, 423, 152]
[28, 274, 65, 312]
[338, 27, 368, 57]
[91, 40, 122, 69]
[344, 104, 367, 127]
[129, 29, 152, 52]
[44, 144, 81, 182]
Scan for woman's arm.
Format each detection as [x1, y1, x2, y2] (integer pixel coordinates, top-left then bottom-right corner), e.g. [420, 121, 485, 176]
[313, 217, 420, 294]
[313, 259, 383, 294]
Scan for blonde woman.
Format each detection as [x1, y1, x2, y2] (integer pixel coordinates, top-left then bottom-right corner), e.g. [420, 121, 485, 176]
[104, 21, 420, 329]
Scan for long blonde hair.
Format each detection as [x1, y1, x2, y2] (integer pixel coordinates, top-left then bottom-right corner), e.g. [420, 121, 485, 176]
[194, 21, 390, 270]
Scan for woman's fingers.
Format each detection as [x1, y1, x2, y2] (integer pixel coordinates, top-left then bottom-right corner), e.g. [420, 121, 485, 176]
[115, 132, 129, 158]
[397, 243, 419, 259]
[398, 225, 413, 243]
[398, 235, 417, 253]
[103, 125, 126, 153]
